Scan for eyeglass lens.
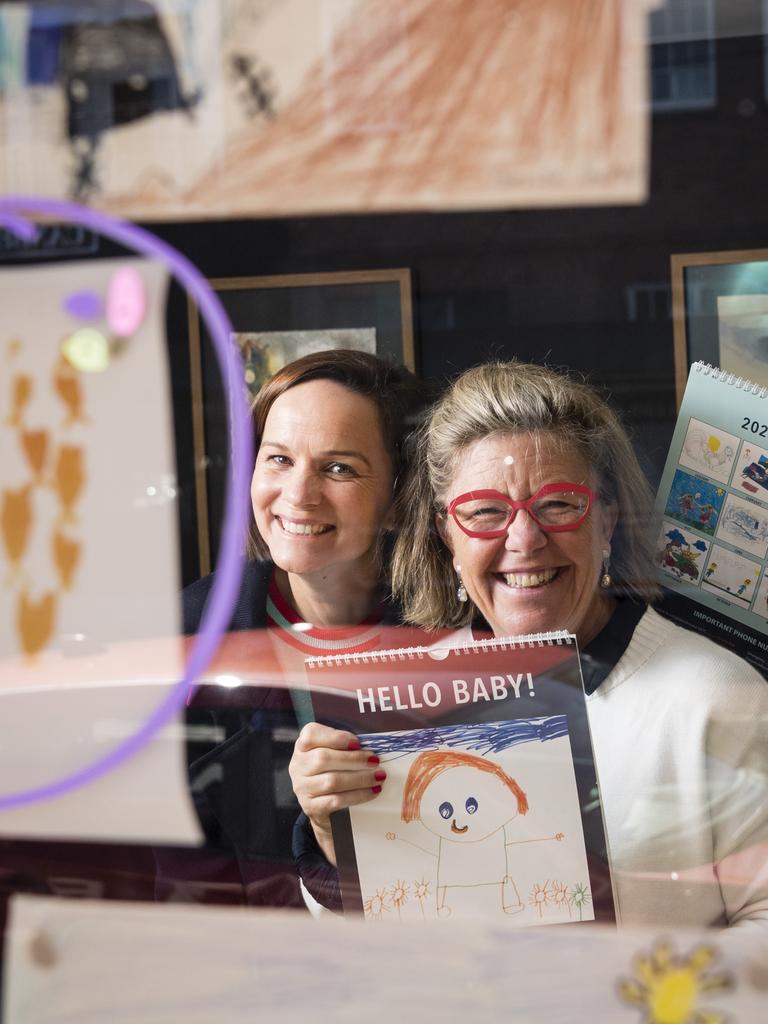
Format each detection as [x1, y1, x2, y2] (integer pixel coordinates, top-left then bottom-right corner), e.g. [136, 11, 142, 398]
[452, 490, 590, 533]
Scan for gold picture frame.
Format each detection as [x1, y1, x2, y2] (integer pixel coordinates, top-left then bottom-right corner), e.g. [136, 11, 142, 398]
[671, 248, 768, 408]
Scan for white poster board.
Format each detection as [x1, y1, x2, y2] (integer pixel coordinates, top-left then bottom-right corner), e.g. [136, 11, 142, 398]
[0, 259, 200, 844]
[3, 894, 766, 1023]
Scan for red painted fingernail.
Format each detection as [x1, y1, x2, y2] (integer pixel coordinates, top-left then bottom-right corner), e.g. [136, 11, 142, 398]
[367, 755, 380, 765]
[372, 785, 382, 794]
[348, 739, 361, 751]
[374, 770, 387, 781]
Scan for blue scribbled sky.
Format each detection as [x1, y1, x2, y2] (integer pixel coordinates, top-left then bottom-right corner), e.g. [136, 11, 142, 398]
[359, 716, 568, 758]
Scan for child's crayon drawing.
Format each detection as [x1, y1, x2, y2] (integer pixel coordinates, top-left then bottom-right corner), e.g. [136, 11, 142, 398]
[678, 418, 738, 485]
[663, 470, 726, 537]
[655, 521, 710, 584]
[734, 440, 768, 498]
[701, 545, 760, 607]
[350, 718, 593, 926]
[715, 493, 768, 559]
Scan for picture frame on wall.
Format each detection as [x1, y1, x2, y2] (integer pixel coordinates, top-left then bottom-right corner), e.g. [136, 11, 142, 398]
[187, 269, 415, 576]
[671, 249, 768, 408]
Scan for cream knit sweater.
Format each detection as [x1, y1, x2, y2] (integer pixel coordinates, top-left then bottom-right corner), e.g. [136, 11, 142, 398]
[586, 607, 768, 929]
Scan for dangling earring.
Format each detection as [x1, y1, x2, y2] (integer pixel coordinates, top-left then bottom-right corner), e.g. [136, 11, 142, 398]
[456, 565, 467, 603]
[600, 548, 612, 589]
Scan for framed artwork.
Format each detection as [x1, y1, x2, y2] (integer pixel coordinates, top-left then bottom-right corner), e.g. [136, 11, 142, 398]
[187, 269, 415, 576]
[671, 249, 768, 407]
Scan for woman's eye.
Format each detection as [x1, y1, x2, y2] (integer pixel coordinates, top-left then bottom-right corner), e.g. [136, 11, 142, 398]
[439, 801, 453, 819]
[463, 505, 507, 522]
[327, 462, 356, 477]
[465, 797, 478, 814]
[265, 454, 292, 467]
[535, 497, 586, 522]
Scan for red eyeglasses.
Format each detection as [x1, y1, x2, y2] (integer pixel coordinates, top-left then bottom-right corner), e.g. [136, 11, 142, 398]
[446, 483, 597, 538]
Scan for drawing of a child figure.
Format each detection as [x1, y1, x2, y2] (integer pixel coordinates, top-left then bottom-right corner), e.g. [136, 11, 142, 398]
[395, 750, 561, 918]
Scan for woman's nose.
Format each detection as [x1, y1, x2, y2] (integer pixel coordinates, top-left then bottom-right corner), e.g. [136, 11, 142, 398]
[504, 508, 547, 551]
[284, 467, 321, 507]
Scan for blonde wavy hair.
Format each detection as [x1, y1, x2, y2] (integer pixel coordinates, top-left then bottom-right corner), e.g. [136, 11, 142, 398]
[392, 361, 660, 629]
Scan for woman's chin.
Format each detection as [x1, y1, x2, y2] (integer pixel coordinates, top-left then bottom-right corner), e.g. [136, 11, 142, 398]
[269, 547, 332, 577]
[484, 571, 572, 636]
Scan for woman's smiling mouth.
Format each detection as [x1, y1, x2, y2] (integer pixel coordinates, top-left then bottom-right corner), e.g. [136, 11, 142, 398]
[277, 516, 333, 536]
[498, 567, 561, 589]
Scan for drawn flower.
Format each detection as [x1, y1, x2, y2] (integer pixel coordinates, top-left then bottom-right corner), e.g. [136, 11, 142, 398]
[363, 888, 391, 920]
[550, 880, 571, 914]
[569, 881, 591, 920]
[617, 941, 733, 1024]
[390, 879, 409, 918]
[412, 877, 430, 919]
[528, 880, 553, 917]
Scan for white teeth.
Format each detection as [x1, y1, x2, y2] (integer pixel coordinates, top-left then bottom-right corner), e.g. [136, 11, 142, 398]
[502, 568, 558, 588]
[279, 518, 331, 536]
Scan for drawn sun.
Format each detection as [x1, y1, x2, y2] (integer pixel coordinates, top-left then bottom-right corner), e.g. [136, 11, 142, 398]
[363, 888, 391, 920]
[617, 941, 733, 1024]
[414, 878, 430, 901]
[528, 881, 553, 916]
[390, 879, 409, 910]
[550, 880, 570, 913]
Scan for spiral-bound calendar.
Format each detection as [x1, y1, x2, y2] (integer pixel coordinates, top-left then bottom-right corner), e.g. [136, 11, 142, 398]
[306, 631, 614, 926]
[654, 362, 768, 673]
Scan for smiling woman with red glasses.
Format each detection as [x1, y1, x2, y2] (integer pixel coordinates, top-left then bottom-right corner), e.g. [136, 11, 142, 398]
[431, 436, 617, 646]
[293, 360, 768, 932]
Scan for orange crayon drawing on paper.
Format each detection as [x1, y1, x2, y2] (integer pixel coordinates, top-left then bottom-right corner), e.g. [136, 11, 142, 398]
[1, 318, 91, 656]
[53, 444, 85, 524]
[21, 428, 50, 482]
[528, 880, 553, 917]
[413, 877, 430, 920]
[527, 878, 580, 919]
[52, 528, 81, 590]
[389, 879, 409, 920]
[363, 888, 391, 920]
[1, 483, 33, 581]
[52, 354, 86, 426]
[6, 374, 32, 428]
[17, 590, 57, 656]
[388, 750, 565, 919]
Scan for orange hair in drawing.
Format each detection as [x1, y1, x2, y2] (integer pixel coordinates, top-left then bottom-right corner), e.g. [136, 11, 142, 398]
[401, 750, 528, 823]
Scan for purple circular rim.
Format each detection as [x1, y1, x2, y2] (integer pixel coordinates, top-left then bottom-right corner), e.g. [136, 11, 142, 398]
[0, 196, 251, 810]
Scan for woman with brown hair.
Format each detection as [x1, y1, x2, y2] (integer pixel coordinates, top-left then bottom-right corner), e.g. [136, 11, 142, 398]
[181, 349, 426, 905]
[184, 348, 425, 644]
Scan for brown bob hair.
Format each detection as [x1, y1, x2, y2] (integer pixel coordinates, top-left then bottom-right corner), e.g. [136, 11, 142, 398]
[401, 750, 529, 823]
[247, 349, 427, 560]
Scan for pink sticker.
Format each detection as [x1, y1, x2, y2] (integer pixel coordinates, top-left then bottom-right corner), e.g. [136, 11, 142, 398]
[106, 267, 146, 336]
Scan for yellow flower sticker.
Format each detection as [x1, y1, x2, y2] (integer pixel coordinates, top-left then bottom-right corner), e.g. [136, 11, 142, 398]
[617, 941, 733, 1024]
